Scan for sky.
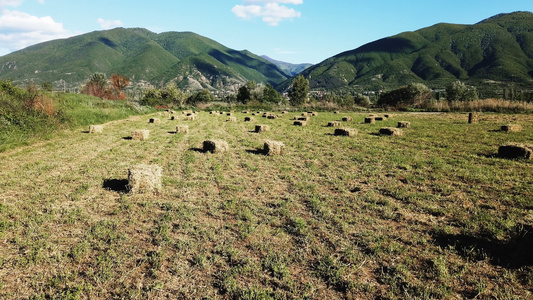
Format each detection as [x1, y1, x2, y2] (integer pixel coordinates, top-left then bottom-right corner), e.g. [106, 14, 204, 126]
[1, 0, 533, 64]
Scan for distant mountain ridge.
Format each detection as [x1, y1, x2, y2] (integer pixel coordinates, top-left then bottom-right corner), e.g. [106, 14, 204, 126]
[260, 55, 312, 76]
[1, 12, 533, 96]
[291, 11, 533, 95]
[0, 28, 288, 93]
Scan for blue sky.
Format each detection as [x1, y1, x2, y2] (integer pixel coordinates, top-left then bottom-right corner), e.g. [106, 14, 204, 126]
[1, 0, 532, 64]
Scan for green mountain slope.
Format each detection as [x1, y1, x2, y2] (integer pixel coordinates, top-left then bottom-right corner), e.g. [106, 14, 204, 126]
[293, 11, 533, 93]
[0, 28, 288, 93]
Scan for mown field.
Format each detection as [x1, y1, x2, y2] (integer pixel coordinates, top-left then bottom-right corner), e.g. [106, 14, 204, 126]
[0, 110, 531, 299]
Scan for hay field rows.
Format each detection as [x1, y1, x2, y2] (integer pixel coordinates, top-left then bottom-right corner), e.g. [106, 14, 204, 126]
[0, 111, 532, 299]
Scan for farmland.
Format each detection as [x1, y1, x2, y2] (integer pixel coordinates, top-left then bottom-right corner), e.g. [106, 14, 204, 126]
[0, 110, 532, 299]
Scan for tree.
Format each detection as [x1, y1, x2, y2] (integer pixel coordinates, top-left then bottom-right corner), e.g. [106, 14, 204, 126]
[288, 75, 309, 106]
[378, 83, 433, 108]
[188, 89, 215, 105]
[446, 81, 478, 101]
[354, 94, 370, 107]
[261, 83, 282, 103]
[236, 85, 251, 103]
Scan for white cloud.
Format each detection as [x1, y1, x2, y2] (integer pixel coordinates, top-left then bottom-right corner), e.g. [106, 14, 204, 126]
[0, 9, 70, 54]
[232, 1, 302, 26]
[97, 18, 123, 30]
[243, 0, 303, 4]
[0, 0, 24, 7]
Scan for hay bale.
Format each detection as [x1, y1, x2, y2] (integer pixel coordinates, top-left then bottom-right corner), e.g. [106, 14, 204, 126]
[282, 111, 289, 114]
[171, 116, 178, 120]
[267, 115, 277, 119]
[364, 117, 375, 124]
[89, 125, 103, 133]
[228, 117, 237, 122]
[127, 164, 162, 194]
[203, 140, 229, 153]
[328, 121, 341, 127]
[342, 116, 353, 122]
[131, 130, 150, 141]
[468, 112, 479, 124]
[379, 127, 403, 136]
[294, 120, 307, 126]
[186, 115, 197, 121]
[397, 121, 411, 128]
[149, 118, 161, 124]
[498, 143, 532, 159]
[298, 116, 310, 121]
[263, 140, 285, 155]
[245, 117, 254, 122]
[334, 111, 340, 114]
[384, 114, 393, 118]
[227, 113, 233, 116]
[501, 124, 522, 132]
[255, 125, 270, 133]
[301, 112, 309, 116]
[375, 116, 385, 121]
[335, 128, 357, 137]
[176, 125, 189, 134]
[312, 112, 319, 116]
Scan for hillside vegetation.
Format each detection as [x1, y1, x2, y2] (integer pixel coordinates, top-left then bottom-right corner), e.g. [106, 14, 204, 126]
[0, 28, 288, 93]
[295, 11, 533, 95]
[0, 110, 531, 299]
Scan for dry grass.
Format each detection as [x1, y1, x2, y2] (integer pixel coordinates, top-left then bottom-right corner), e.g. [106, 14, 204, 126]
[0, 111, 532, 299]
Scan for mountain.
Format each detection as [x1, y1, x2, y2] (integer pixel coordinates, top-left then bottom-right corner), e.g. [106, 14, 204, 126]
[0, 28, 288, 93]
[290, 11, 533, 94]
[261, 55, 312, 76]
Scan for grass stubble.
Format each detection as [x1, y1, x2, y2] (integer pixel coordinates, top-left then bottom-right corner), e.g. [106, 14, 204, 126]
[0, 111, 532, 299]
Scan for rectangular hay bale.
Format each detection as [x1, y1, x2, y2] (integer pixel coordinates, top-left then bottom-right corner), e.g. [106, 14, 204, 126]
[328, 121, 341, 127]
[342, 116, 353, 122]
[255, 125, 270, 133]
[364, 117, 375, 124]
[397, 121, 411, 128]
[264, 140, 285, 155]
[498, 143, 532, 159]
[203, 140, 229, 153]
[127, 164, 162, 193]
[245, 117, 254, 122]
[335, 128, 357, 137]
[131, 130, 150, 141]
[89, 125, 103, 133]
[501, 124, 522, 132]
[294, 120, 307, 126]
[149, 118, 161, 124]
[379, 127, 403, 136]
[176, 125, 189, 134]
